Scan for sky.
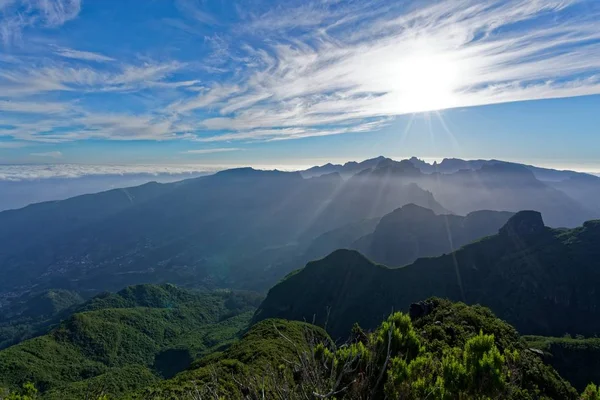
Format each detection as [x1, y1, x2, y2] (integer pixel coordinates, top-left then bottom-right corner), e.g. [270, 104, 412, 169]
[1, 0, 600, 175]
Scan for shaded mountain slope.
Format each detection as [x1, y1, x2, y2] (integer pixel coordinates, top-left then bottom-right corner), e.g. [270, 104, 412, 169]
[408, 156, 593, 183]
[0, 180, 175, 260]
[254, 212, 600, 339]
[0, 167, 445, 296]
[410, 156, 600, 218]
[353, 204, 513, 266]
[299, 164, 448, 239]
[300, 156, 387, 179]
[551, 174, 600, 215]
[526, 335, 600, 392]
[303, 217, 380, 261]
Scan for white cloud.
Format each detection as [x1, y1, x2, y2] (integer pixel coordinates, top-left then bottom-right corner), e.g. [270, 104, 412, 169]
[30, 150, 63, 158]
[54, 47, 115, 62]
[1, 0, 600, 144]
[0, 60, 184, 97]
[168, 84, 240, 113]
[0, 163, 221, 181]
[0, 0, 81, 45]
[196, 119, 390, 142]
[0, 100, 70, 113]
[182, 147, 241, 154]
[170, 0, 600, 141]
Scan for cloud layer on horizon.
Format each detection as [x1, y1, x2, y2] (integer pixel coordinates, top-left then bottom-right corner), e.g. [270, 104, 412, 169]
[0, 163, 220, 181]
[0, 0, 599, 146]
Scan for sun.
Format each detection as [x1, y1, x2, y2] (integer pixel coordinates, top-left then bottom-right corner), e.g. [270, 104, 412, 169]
[386, 46, 464, 114]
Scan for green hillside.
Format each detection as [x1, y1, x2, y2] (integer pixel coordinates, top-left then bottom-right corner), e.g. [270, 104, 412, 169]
[0, 284, 261, 399]
[0, 289, 84, 349]
[254, 211, 600, 339]
[136, 299, 579, 399]
[136, 319, 328, 399]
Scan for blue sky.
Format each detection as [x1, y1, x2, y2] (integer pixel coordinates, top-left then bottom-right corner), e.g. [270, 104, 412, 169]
[1, 0, 600, 173]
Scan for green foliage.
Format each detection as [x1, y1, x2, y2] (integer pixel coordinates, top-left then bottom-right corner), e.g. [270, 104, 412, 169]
[147, 299, 580, 400]
[582, 383, 600, 400]
[462, 331, 505, 395]
[0, 290, 84, 350]
[0, 284, 259, 399]
[137, 319, 329, 399]
[1, 382, 38, 400]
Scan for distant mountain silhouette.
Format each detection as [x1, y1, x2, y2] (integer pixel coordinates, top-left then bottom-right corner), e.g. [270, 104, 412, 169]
[353, 204, 513, 266]
[303, 157, 599, 226]
[364, 158, 594, 227]
[407, 157, 590, 182]
[551, 174, 600, 214]
[0, 180, 173, 260]
[301, 156, 387, 178]
[254, 212, 600, 339]
[303, 217, 380, 261]
[0, 166, 445, 297]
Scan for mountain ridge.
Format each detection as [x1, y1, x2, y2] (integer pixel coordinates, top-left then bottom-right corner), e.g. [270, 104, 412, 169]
[254, 211, 600, 339]
[0, 162, 445, 298]
[352, 203, 514, 266]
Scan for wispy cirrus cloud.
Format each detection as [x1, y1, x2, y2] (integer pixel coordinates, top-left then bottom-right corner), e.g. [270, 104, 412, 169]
[53, 46, 115, 62]
[182, 147, 241, 154]
[186, 0, 600, 141]
[0, 99, 71, 113]
[0, 0, 81, 45]
[175, 0, 221, 26]
[0, 60, 184, 96]
[1, 0, 600, 145]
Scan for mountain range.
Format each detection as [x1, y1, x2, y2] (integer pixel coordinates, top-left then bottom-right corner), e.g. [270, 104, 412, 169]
[255, 211, 600, 339]
[1, 157, 600, 398]
[304, 157, 599, 227]
[1, 156, 598, 305]
[0, 165, 445, 299]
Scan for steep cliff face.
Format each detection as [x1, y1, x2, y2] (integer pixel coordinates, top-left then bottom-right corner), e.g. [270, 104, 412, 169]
[499, 210, 545, 237]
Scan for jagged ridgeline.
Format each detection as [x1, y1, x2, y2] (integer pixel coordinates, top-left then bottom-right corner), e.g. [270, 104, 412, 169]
[0, 284, 262, 399]
[255, 211, 600, 339]
[135, 299, 579, 399]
